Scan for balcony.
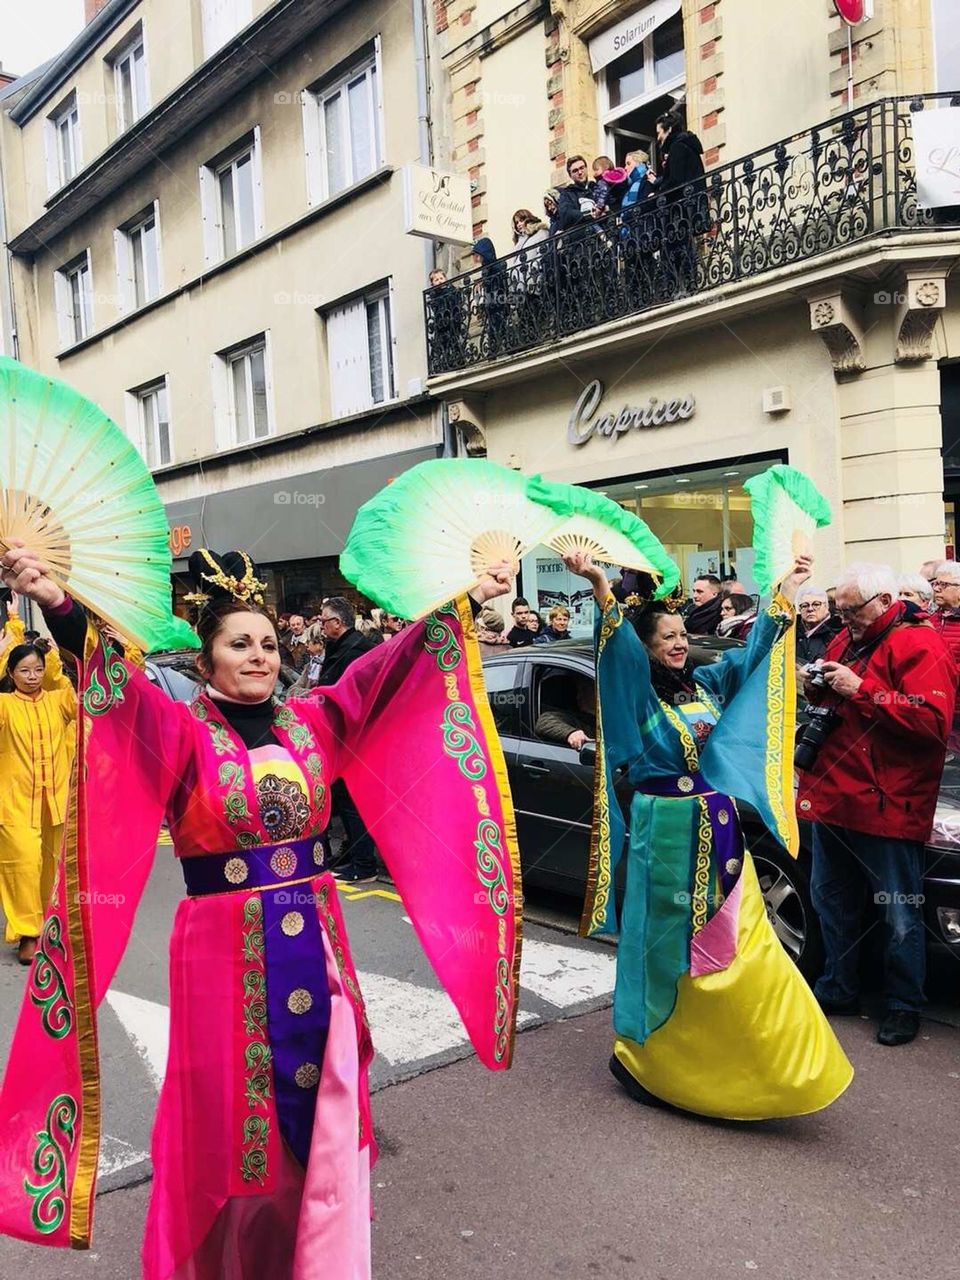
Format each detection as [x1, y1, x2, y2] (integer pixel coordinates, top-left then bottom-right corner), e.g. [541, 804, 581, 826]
[424, 93, 960, 379]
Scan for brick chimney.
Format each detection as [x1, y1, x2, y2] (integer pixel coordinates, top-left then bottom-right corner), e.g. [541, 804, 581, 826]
[84, 0, 111, 21]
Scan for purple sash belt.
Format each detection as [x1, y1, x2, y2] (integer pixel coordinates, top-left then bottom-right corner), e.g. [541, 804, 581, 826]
[634, 774, 744, 897]
[182, 835, 333, 1168]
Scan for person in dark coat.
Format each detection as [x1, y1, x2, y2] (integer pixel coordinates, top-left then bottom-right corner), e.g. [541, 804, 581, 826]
[427, 267, 466, 372]
[315, 597, 379, 882]
[795, 586, 843, 664]
[683, 574, 723, 635]
[472, 237, 508, 356]
[648, 110, 707, 294]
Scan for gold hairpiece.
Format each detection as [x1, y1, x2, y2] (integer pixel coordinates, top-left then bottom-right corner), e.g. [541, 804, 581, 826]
[198, 549, 267, 607]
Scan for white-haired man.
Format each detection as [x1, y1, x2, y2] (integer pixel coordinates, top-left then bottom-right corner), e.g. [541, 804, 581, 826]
[796, 563, 957, 1047]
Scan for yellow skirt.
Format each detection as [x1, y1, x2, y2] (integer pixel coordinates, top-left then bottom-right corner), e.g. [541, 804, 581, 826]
[0, 817, 63, 942]
[614, 853, 854, 1119]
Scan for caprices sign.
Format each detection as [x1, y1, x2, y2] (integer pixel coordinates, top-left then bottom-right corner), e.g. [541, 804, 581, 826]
[567, 379, 696, 446]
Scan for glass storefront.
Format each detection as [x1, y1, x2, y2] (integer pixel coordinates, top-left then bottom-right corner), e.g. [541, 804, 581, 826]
[519, 457, 779, 637]
[173, 556, 372, 622]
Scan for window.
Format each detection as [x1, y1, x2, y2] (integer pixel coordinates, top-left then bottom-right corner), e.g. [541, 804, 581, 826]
[484, 661, 524, 737]
[129, 378, 172, 469]
[201, 0, 252, 57]
[46, 92, 81, 190]
[112, 31, 149, 131]
[302, 49, 383, 204]
[115, 203, 161, 312]
[324, 286, 396, 418]
[200, 131, 264, 264]
[213, 335, 274, 447]
[54, 251, 93, 347]
[596, 8, 686, 166]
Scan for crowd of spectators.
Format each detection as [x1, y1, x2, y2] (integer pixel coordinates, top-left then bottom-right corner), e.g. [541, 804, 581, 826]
[427, 111, 708, 366]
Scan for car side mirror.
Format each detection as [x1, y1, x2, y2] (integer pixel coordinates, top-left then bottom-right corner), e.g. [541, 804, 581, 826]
[579, 741, 597, 766]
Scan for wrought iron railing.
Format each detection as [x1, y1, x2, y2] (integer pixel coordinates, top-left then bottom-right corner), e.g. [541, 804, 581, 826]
[425, 93, 960, 376]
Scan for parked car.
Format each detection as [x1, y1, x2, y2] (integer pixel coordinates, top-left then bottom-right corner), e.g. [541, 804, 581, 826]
[144, 650, 300, 701]
[481, 638, 960, 980]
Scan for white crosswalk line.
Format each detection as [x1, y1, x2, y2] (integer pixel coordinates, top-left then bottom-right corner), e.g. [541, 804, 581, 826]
[105, 989, 170, 1088]
[518, 937, 616, 1009]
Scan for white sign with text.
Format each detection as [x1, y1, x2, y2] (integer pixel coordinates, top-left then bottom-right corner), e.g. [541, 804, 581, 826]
[911, 108, 960, 209]
[403, 165, 473, 244]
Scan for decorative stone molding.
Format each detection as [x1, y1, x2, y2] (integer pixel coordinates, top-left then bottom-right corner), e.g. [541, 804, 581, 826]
[447, 397, 487, 456]
[895, 271, 947, 363]
[807, 289, 865, 376]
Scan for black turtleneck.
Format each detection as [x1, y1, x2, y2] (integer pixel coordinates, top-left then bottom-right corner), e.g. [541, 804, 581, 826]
[210, 695, 279, 750]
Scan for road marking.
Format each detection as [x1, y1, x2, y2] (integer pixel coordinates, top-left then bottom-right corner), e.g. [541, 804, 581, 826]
[357, 971, 536, 1065]
[336, 885, 403, 903]
[105, 989, 170, 1088]
[99, 1133, 150, 1178]
[518, 936, 616, 1009]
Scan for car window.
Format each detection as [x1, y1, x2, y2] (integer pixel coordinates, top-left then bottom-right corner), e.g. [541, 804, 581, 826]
[483, 660, 523, 736]
[532, 666, 596, 748]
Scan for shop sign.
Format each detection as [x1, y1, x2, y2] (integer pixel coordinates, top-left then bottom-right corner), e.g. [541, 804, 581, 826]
[911, 107, 960, 210]
[567, 379, 696, 446]
[588, 0, 682, 74]
[403, 165, 473, 244]
[169, 523, 193, 557]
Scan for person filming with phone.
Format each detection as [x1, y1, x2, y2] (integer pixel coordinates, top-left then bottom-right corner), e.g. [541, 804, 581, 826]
[795, 563, 957, 1047]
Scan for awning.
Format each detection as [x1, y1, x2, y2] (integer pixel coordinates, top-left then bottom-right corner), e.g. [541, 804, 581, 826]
[588, 0, 682, 74]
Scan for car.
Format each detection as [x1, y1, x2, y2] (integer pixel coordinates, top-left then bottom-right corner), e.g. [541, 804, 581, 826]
[144, 649, 301, 701]
[481, 637, 960, 981]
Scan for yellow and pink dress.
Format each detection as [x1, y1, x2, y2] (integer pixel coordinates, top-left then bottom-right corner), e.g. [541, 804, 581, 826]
[0, 598, 521, 1279]
[585, 592, 852, 1119]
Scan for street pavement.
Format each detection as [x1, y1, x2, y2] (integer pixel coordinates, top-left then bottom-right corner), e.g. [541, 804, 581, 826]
[0, 847, 958, 1278]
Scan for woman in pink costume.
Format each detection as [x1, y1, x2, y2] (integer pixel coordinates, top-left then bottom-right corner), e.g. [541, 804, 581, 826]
[0, 544, 522, 1279]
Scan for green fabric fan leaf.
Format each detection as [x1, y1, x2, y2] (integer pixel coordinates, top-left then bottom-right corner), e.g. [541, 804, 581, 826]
[0, 357, 198, 652]
[525, 475, 680, 600]
[340, 459, 567, 619]
[743, 464, 832, 594]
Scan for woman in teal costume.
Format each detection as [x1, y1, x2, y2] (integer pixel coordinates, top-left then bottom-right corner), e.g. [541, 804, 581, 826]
[566, 551, 853, 1120]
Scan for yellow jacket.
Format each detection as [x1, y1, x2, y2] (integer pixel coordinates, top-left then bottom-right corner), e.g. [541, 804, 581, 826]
[0, 632, 76, 828]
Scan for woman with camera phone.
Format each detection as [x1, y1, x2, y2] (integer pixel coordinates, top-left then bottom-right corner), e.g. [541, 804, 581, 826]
[564, 550, 852, 1120]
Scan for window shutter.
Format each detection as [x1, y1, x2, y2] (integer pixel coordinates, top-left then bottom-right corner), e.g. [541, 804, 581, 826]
[327, 299, 371, 418]
[300, 90, 323, 206]
[114, 228, 133, 315]
[198, 163, 220, 265]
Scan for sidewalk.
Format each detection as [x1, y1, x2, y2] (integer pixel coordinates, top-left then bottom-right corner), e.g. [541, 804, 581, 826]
[0, 1008, 954, 1278]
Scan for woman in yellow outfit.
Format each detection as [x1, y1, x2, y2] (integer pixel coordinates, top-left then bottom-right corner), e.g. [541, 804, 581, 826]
[0, 619, 76, 964]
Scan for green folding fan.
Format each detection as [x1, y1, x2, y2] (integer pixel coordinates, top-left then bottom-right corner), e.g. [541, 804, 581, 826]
[743, 464, 832, 594]
[340, 459, 568, 619]
[526, 475, 681, 600]
[0, 357, 198, 652]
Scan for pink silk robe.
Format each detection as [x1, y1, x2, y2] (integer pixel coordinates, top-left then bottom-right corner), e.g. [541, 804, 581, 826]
[0, 598, 522, 1278]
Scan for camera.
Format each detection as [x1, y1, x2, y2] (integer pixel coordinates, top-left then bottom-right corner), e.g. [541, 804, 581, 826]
[794, 704, 840, 771]
[803, 659, 828, 690]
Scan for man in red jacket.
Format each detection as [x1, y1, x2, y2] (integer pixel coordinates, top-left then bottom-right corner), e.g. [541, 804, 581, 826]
[796, 563, 957, 1047]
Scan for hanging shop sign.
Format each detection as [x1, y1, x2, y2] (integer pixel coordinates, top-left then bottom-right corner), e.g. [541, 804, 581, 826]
[588, 0, 682, 74]
[403, 165, 473, 244]
[567, 379, 696, 446]
[911, 107, 960, 209]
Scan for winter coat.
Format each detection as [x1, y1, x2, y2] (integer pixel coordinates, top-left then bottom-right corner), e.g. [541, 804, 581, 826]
[315, 627, 377, 686]
[684, 594, 723, 636]
[796, 601, 957, 841]
[796, 614, 843, 664]
[514, 222, 549, 253]
[620, 162, 652, 214]
[554, 182, 598, 239]
[650, 130, 710, 233]
[929, 606, 960, 745]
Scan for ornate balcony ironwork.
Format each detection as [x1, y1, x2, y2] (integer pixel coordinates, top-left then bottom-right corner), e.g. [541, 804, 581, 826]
[425, 93, 960, 377]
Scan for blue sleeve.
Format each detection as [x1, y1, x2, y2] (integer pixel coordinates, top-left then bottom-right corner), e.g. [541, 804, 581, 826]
[594, 595, 656, 772]
[694, 603, 792, 709]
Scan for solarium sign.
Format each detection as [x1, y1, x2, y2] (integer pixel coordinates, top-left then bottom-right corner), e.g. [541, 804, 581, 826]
[567, 379, 696, 447]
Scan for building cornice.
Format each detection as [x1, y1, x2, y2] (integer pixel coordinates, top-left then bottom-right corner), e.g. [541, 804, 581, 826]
[8, 0, 355, 257]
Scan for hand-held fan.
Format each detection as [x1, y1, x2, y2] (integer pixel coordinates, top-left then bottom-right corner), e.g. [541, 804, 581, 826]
[525, 475, 681, 600]
[340, 459, 566, 619]
[0, 357, 198, 651]
[743, 464, 832, 594]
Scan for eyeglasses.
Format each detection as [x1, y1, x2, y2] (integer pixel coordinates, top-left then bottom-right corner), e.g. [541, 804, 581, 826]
[798, 601, 827, 608]
[931, 579, 960, 588]
[836, 594, 879, 620]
